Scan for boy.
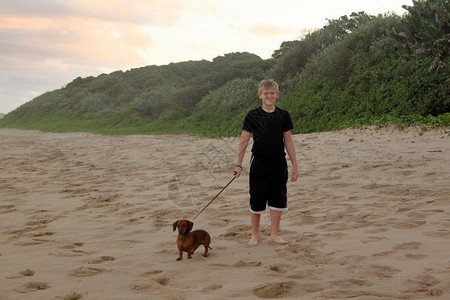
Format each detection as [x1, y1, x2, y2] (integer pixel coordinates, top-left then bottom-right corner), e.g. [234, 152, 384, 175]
[234, 79, 298, 246]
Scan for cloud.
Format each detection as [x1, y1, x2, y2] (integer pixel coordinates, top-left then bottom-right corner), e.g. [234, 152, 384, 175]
[0, 0, 226, 69]
[0, 0, 216, 26]
[188, 42, 220, 52]
[0, 6, 158, 69]
[248, 23, 298, 38]
[0, 0, 227, 113]
[0, 0, 72, 18]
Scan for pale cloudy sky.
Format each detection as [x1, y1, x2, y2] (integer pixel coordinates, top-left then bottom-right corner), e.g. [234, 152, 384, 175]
[0, 0, 410, 114]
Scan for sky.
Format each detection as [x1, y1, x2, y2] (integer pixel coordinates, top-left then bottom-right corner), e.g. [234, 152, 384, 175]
[0, 0, 411, 114]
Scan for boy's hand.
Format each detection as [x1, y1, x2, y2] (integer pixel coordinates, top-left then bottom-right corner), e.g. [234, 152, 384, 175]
[290, 167, 298, 182]
[234, 165, 242, 178]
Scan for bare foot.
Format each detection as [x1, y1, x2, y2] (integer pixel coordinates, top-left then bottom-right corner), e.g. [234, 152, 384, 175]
[271, 235, 289, 245]
[248, 236, 259, 246]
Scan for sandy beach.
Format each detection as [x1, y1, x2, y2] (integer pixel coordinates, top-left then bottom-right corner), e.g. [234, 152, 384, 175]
[0, 127, 449, 299]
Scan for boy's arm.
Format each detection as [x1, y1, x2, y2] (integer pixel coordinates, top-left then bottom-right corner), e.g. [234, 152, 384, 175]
[234, 130, 251, 178]
[283, 130, 298, 182]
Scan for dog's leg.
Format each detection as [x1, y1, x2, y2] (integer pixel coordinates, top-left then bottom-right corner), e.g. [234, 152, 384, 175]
[177, 250, 183, 261]
[188, 246, 198, 259]
[203, 245, 209, 257]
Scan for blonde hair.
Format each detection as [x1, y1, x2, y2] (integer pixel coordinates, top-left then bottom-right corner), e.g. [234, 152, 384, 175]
[258, 79, 279, 96]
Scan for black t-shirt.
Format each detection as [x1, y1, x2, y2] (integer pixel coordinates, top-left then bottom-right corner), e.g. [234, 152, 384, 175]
[243, 106, 293, 158]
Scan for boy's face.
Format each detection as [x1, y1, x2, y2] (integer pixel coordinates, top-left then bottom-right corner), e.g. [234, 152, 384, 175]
[259, 88, 279, 107]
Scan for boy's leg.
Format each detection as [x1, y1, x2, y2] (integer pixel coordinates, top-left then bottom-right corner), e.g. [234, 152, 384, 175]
[249, 212, 261, 246]
[270, 209, 289, 245]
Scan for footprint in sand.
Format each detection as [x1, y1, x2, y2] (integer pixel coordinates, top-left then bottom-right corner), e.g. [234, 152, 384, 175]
[139, 270, 170, 286]
[333, 255, 367, 266]
[364, 265, 401, 279]
[0, 204, 16, 213]
[404, 274, 440, 293]
[15, 239, 53, 246]
[202, 284, 223, 293]
[130, 279, 177, 294]
[276, 245, 319, 265]
[404, 253, 427, 260]
[131, 271, 170, 292]
[219, 225, 251, 241]
[391, 220, 426, 229]
[58, 242, 85, 249]
[288, 267, 325, 280]
[68, 266, 110, 277]
[153, 277, 170, 286]
[54, 292, 83, 300]
[252, 281, 296, 298]
[6, 269, 35, 279]
[362, 236, 386, 244]
[15, 281, 50, 293]
[53, 242, 95, 257]
[424, 229, 449, 237]
[86, 256, 115, 264]
[29, 231, 55, 237]
[52, 249, 95, 257]
[265, 263, 293, 274]
[365, 227, 389, 234]
[140, 270, 163, 277]
[25, 219, 54, 226]
[233, 260, 262, 267]
[210, 260, 262, 268]
[208, 218, 231, 226]
[329, 278, 370, 289]
[372, 250, 395, 257]
[394, 241, 422, 250]
[7, 226, 46, 237]
[130, 282, 158, 292]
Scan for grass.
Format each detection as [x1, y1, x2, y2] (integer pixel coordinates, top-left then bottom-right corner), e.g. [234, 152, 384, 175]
[1, 112, 449, 137]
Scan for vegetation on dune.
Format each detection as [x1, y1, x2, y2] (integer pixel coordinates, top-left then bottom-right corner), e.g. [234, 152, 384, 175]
[1, 0, 448, 136]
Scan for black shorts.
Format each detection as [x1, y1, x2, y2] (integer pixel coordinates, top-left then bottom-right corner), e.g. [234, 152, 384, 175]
[249, 155, 288, 213]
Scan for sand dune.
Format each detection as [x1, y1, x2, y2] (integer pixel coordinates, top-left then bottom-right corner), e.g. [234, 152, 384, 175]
[0, 127, 449, 299]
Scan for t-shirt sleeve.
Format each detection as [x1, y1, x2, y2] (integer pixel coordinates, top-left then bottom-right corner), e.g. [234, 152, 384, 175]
[283, 111, 294, 132]
[242, 111, 254, 133]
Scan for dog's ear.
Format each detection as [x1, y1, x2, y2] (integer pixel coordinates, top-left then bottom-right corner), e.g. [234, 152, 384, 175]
[187, 220, 194, 232]
[172, 220, 178, 231]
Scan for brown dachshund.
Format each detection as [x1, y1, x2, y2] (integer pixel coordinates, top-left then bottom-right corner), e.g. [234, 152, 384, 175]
[172, 220, 211, 261]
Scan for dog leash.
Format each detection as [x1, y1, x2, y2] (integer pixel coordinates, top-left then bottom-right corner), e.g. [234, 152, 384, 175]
[192, 176, 236, 220]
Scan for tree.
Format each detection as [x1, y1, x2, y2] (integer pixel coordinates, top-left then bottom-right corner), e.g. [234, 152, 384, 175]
[269, 12, 376, 82]
[398, 0, 450, 71]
